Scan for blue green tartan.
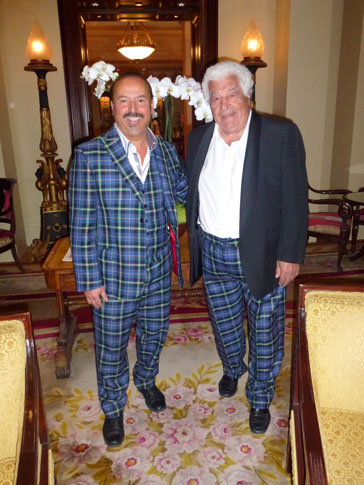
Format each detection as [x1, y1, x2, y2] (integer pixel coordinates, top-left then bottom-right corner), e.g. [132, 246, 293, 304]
[200, 229, 286, 409]
[68, 125, 188, 418]
[93, 243, 172, 418]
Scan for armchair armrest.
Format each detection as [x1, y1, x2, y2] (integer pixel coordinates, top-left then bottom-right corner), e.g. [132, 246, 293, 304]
[0, 312, 53, 485]
[308, 184, 352, 196]
[297, 309, 328, 485]
[309, 199, 352, 219]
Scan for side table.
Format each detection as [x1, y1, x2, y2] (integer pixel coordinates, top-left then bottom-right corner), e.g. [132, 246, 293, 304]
[42, 237, 86, 378]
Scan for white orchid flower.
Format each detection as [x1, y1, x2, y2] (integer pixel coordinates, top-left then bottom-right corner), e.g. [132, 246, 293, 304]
[175, 75, 189, 98]
[94, 80, 106, 99]
[83, 62, 212, 123]
[87, 64, 103, 81]
[186, 77, 201, 90]
[188, 91, 205, 108]
[152, 82, 168, 99]
[194, 103, 213, 122]
[81, 65, 90, 81]
[167, 83, 181, 98]
[147, 75, 160, 85]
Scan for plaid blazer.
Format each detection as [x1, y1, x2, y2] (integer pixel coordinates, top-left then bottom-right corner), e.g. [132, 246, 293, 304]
[69, 125, 188, 298]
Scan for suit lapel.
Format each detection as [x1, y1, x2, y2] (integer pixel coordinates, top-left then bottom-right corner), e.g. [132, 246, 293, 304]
[240, 111, 261, 232]
[102, 125, 144, 204]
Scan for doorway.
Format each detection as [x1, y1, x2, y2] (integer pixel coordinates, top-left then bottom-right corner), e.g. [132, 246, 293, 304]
[57, 0, 218, 149]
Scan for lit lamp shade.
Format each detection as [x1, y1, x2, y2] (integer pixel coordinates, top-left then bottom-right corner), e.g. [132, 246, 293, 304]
[26, 21, 52, 61]
[118, 45, 155, 60]
[241, 21, 264, 59]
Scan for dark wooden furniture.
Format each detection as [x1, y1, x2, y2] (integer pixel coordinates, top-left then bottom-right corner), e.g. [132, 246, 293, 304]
[42, 236, 83, 378]
[290, 283, 364, 485]
[0, 311, 53, 485]
[345, 189, 364, 257]
[308, 184, 352, 271]
[0, 178, 25, 273]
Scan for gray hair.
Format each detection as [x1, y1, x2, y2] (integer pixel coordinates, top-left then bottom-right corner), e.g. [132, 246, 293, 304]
[202, 61, 254, 102]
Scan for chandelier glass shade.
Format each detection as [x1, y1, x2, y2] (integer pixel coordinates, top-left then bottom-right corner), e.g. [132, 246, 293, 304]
[117, 22, 156, 60]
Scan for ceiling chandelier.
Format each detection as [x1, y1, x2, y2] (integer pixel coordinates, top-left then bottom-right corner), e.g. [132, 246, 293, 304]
[117, 22, 156, 60]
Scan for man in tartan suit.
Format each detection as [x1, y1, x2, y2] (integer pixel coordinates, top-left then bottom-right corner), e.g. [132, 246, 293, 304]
[185, 61, 308, 434]
[69, 73, 188, 447]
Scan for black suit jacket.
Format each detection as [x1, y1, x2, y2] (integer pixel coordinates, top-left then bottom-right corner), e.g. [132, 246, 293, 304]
[185, 111, 308, 299]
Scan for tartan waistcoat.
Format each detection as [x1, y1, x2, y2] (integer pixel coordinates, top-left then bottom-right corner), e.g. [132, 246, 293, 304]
[134, 155, 169, 256]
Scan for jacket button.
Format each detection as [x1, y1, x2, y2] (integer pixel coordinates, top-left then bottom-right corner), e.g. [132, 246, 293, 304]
[140, 218, 144, 223]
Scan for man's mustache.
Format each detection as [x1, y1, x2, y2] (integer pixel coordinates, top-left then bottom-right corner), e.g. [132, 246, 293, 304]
[123, 112, 144, 119]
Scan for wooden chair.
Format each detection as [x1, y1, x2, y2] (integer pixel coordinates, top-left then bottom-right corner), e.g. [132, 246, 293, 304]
[350, 186, 364, 253]
[0, 178, 25, 272]
[289, 283, 364, 485]
[0, 312, 54, 484]
[308, 184, 352, 271]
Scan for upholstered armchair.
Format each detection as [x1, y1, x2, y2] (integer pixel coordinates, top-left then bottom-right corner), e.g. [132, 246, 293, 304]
[350, 186, 364, 253]
[0, 178, 25, 272]
[308, 184, 352, 271]
[0, 312, 54, 485]
[290, 283, 364, 485]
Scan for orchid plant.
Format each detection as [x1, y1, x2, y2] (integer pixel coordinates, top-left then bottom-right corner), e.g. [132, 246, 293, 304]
[81, 61, 213, 129]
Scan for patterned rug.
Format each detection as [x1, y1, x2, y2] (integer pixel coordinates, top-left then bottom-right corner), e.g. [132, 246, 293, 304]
[38, 307, 295, 485]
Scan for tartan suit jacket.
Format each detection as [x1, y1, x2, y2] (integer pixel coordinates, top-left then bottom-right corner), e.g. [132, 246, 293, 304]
[69, 124, 188, 299]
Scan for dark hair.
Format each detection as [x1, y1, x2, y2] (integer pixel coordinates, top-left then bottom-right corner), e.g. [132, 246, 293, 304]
[110, 72, 153, 102]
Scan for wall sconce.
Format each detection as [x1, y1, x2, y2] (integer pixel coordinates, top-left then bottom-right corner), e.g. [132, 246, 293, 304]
[23, 21, 68, 262]
[240, 21, 267, 110]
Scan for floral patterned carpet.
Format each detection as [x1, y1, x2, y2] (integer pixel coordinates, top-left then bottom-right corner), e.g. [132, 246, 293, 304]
[37, 300, 295, 485]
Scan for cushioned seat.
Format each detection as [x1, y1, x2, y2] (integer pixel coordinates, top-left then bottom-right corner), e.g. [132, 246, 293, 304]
[319, 408, 364, 484]
[0, 313, 54, 485]
[0, 321, 26, 485]
[290, 285, 364, 485]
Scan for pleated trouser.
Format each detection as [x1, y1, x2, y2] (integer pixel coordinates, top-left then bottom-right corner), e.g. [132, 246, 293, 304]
[92, 248, 172, 418]
[200, 230, 286, 409]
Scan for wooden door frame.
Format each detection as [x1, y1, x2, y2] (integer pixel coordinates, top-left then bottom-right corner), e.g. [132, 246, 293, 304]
[57, 0, 218, 148]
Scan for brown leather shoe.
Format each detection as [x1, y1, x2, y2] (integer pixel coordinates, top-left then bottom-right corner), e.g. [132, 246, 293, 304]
[139, 385, 166, 412]
[249, 408, 271, 434]
[218, 375, 238, 397]
[102, 413, 124, 447]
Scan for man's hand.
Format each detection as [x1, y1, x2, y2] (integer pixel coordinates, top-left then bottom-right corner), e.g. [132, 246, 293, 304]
[275, 261, 300, 287]
[84, 286, 108, 309]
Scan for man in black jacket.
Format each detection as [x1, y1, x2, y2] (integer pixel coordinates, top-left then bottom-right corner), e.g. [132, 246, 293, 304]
[185, 61, 308, 434]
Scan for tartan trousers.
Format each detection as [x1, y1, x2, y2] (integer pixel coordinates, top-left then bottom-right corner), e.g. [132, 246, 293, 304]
[92, 246, 172, 418]
[200, 230, 286, 409]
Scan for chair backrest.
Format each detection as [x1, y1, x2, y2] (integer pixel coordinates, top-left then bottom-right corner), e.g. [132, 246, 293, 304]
[304, 288, 364, 413]
[291, 283, 364, 485]
[0, 178, 16, 227]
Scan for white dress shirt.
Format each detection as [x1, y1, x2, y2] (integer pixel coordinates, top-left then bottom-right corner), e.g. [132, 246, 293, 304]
[115, 123, 157, 184]
[198, 111, 252, 238]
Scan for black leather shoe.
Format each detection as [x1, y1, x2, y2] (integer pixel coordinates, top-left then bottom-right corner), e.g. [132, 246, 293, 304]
[249, 408, 271, 434]
[139, 385, 166, 412]
[103, 413, 124, 447]
[219, 375, 238, 397]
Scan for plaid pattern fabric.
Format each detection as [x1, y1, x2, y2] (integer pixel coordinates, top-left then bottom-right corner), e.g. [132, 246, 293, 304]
[200, 230, 286, 409]
[93, 243, 172, 418]
[69, 124, 188, 297]
[69, 125, 188, 417]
